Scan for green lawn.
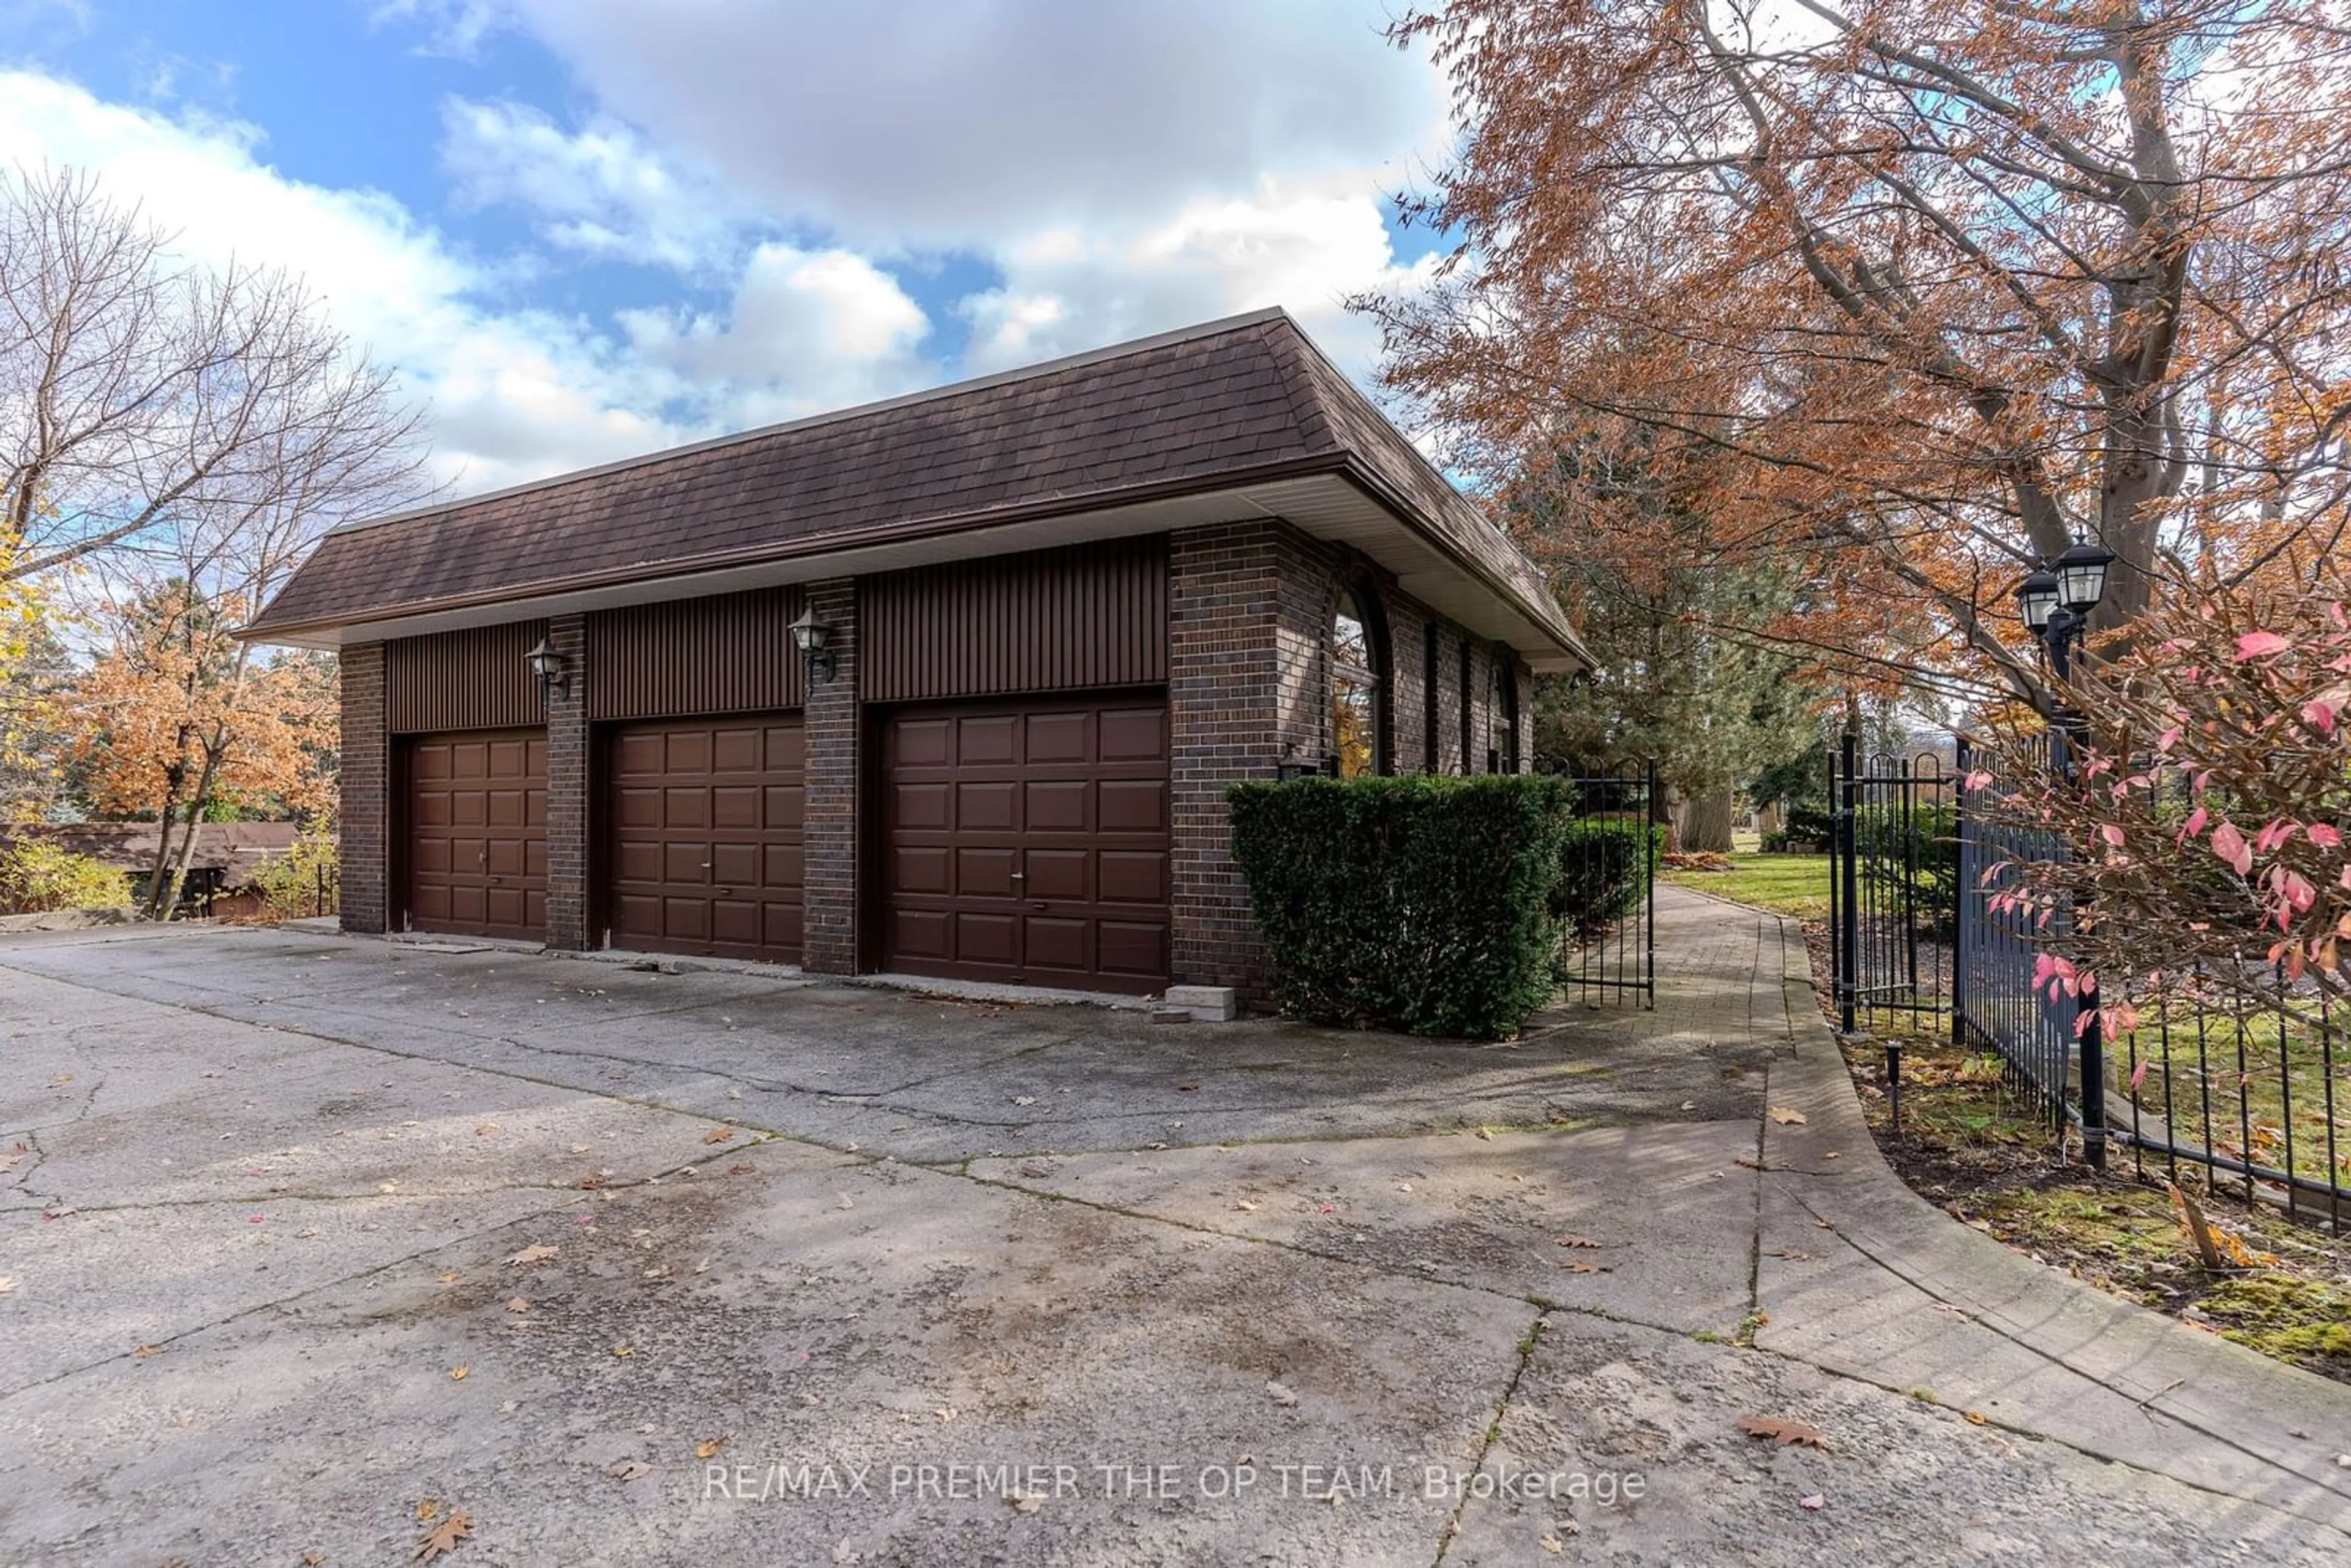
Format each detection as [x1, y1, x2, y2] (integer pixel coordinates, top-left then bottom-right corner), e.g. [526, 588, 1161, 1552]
[1660, 852, 1831, 920]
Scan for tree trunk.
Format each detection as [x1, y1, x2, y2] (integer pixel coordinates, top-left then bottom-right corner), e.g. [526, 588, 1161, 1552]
[1678, 787, 1737, 853]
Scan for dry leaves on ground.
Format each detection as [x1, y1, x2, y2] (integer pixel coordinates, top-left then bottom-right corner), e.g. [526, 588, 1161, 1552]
[413, 1511, 471, 1561]
[1768, 1107, 1808, 1125]
[506, 1245, 558, 1267]
[1265, 1380, 1299, 1407]
[504, 1297, 530, 1313]
[695, 1438, 726, 1460]
[703, 1128, 735, 1145]
[1738, 1415, 1830, 1450]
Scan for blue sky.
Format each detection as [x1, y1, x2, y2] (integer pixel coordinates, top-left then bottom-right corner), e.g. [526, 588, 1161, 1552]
[2, 0, 1456, 501]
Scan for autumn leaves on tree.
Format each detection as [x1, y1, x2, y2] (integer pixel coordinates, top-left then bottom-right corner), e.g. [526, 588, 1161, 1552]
[1359, 0, 2351, 711]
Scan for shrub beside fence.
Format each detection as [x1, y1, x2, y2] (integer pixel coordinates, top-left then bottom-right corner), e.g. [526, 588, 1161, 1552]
[1230, 774, 1644, 1040]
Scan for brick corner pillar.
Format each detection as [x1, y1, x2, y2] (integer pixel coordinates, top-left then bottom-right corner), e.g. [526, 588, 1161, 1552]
[544, 613, 591, 950]
[337, 640, 389, 934]
[800, 579, 860, 975]
[1169, 520, 1322, 1006]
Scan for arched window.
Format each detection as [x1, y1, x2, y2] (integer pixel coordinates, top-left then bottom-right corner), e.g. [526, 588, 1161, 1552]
[1491, 652, 1520, 774]
[1332, 587, 1385, 777]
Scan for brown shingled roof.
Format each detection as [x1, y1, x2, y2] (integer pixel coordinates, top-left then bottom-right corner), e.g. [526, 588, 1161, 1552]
[248, 309, 1583, 661]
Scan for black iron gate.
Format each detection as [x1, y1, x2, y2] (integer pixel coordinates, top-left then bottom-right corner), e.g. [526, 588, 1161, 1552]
[1553, 763, 1657, 1008]
[1828, 738, 1957, 1035]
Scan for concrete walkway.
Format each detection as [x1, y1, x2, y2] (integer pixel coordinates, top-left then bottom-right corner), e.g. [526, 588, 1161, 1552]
[0, 888, 2346, 1564]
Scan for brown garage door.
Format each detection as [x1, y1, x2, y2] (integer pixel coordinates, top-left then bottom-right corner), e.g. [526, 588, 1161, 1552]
[405, 730, 547, 940]
[880, 695, 1169, 992]
[606, 715, 804, 963]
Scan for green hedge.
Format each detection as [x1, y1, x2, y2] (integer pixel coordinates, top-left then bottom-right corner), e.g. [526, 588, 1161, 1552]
[1226, 775, 1583, 1040]
[1553, 817, 1660, 938]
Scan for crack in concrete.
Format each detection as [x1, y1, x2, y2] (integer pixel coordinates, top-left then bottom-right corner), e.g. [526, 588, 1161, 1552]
[1431, 1307, 1549, 1565]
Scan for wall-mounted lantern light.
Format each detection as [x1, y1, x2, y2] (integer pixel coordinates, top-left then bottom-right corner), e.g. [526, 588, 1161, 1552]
[789, 604, 837, 682]
[525, 634, 571, 700]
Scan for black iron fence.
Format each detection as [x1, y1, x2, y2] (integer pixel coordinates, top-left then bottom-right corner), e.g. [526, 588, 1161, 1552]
[1824, 735, 2351, 1231]
[1553, 764, 1657, 1008]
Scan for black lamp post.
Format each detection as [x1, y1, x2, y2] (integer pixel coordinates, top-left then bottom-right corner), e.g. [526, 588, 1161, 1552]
[2014, 538, 2113, 777]
[2012, 535, 2117, 1167]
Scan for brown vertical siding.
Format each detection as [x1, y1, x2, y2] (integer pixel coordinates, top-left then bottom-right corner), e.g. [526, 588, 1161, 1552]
[586, 586, 805, 721]
[860, 537, 1167, 702]
[385, 621, 547, 734]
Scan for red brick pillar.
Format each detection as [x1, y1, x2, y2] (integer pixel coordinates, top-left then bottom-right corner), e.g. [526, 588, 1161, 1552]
[338, 641, 388, 934]
[800, 579, 860, 974]
[544, 613, 590, 950]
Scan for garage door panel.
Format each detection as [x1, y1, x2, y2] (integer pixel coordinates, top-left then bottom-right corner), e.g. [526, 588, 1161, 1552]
[711, 727, 762, 771]
[1024, 848, 1090, 901]
[893, 781, 951, 830]
[955, 846, 1019, 897]
[1025, 710, 1089, 762]
[710, 841, 760, 885]
[1098, 779, 1168, 833]
[711, 785, 762, 828]
[956, 779, 1018, 830]
[1022, 917, 1090, 973]
[958, 714, 1020, 765]
[879, 694, 1169, 993]
[954, 911, 1019, 964]
[1025, 779, 1089, 831]
[604, 713, 804, 964]
[405, 729, 547, 942]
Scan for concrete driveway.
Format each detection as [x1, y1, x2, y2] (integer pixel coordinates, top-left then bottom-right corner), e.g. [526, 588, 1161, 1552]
[2, 898, 2347, 1565]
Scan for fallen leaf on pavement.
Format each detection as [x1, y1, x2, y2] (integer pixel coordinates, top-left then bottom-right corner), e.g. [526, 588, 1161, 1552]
[612, 1346, 635, 1358]
[609, 1461, 652, 1482]
[413, 1511, 471, 1561]
[1177, 1082, 1198, 1092]
[504, 1297, 530, 1313]
[695, 1438, 726, 1460]
[1540, 1536, 1564, 1555]
[1768, 1107, 1808, 1125]
[133, 1345, 162, 1357]
[1769, 1248, 1815, 1261]
[435, 1272, 461, 1286]
[1799, 1493, 1826, 1512]
[1474, 1127, 1496, 1141]
[0, 1277, 15, 1294]
[1236, 1200, 1258, 1213]
[1555, 1235, 1604, 1248]
[1559, 1261, 1612, 1274]
[1011, 1095, 1037, 1107]
[1963, 1411, 1987, 1425]
[415, 1500, 441, 1522]
[703, 1128, 734, 1144]
[1739, 1416, 1829, 1450]
[304, 1553, 326, 1566]
[449, 1365, 469, 1381]
[1265, 1380, 1299, 1407]
[729, 1163, 756, 1175]
[506, 1245, 558, 1267]
[1008, 1493, 1041, 1514]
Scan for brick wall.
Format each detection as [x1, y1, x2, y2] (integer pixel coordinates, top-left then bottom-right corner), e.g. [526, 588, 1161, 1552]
[800, 578, 860, 973]
[544, 613, 589, 949]
[1386, 596, 1430, 775]
[338, 642, 388, 934]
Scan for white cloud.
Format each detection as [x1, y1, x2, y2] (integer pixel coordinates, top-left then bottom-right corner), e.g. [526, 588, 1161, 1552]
[0, 69, 945, 500]
[959, 173, 1440, 384]
[620, 242, 934, 419]
[440, 97, 739, 273]
[484, 0, 1447, 253]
